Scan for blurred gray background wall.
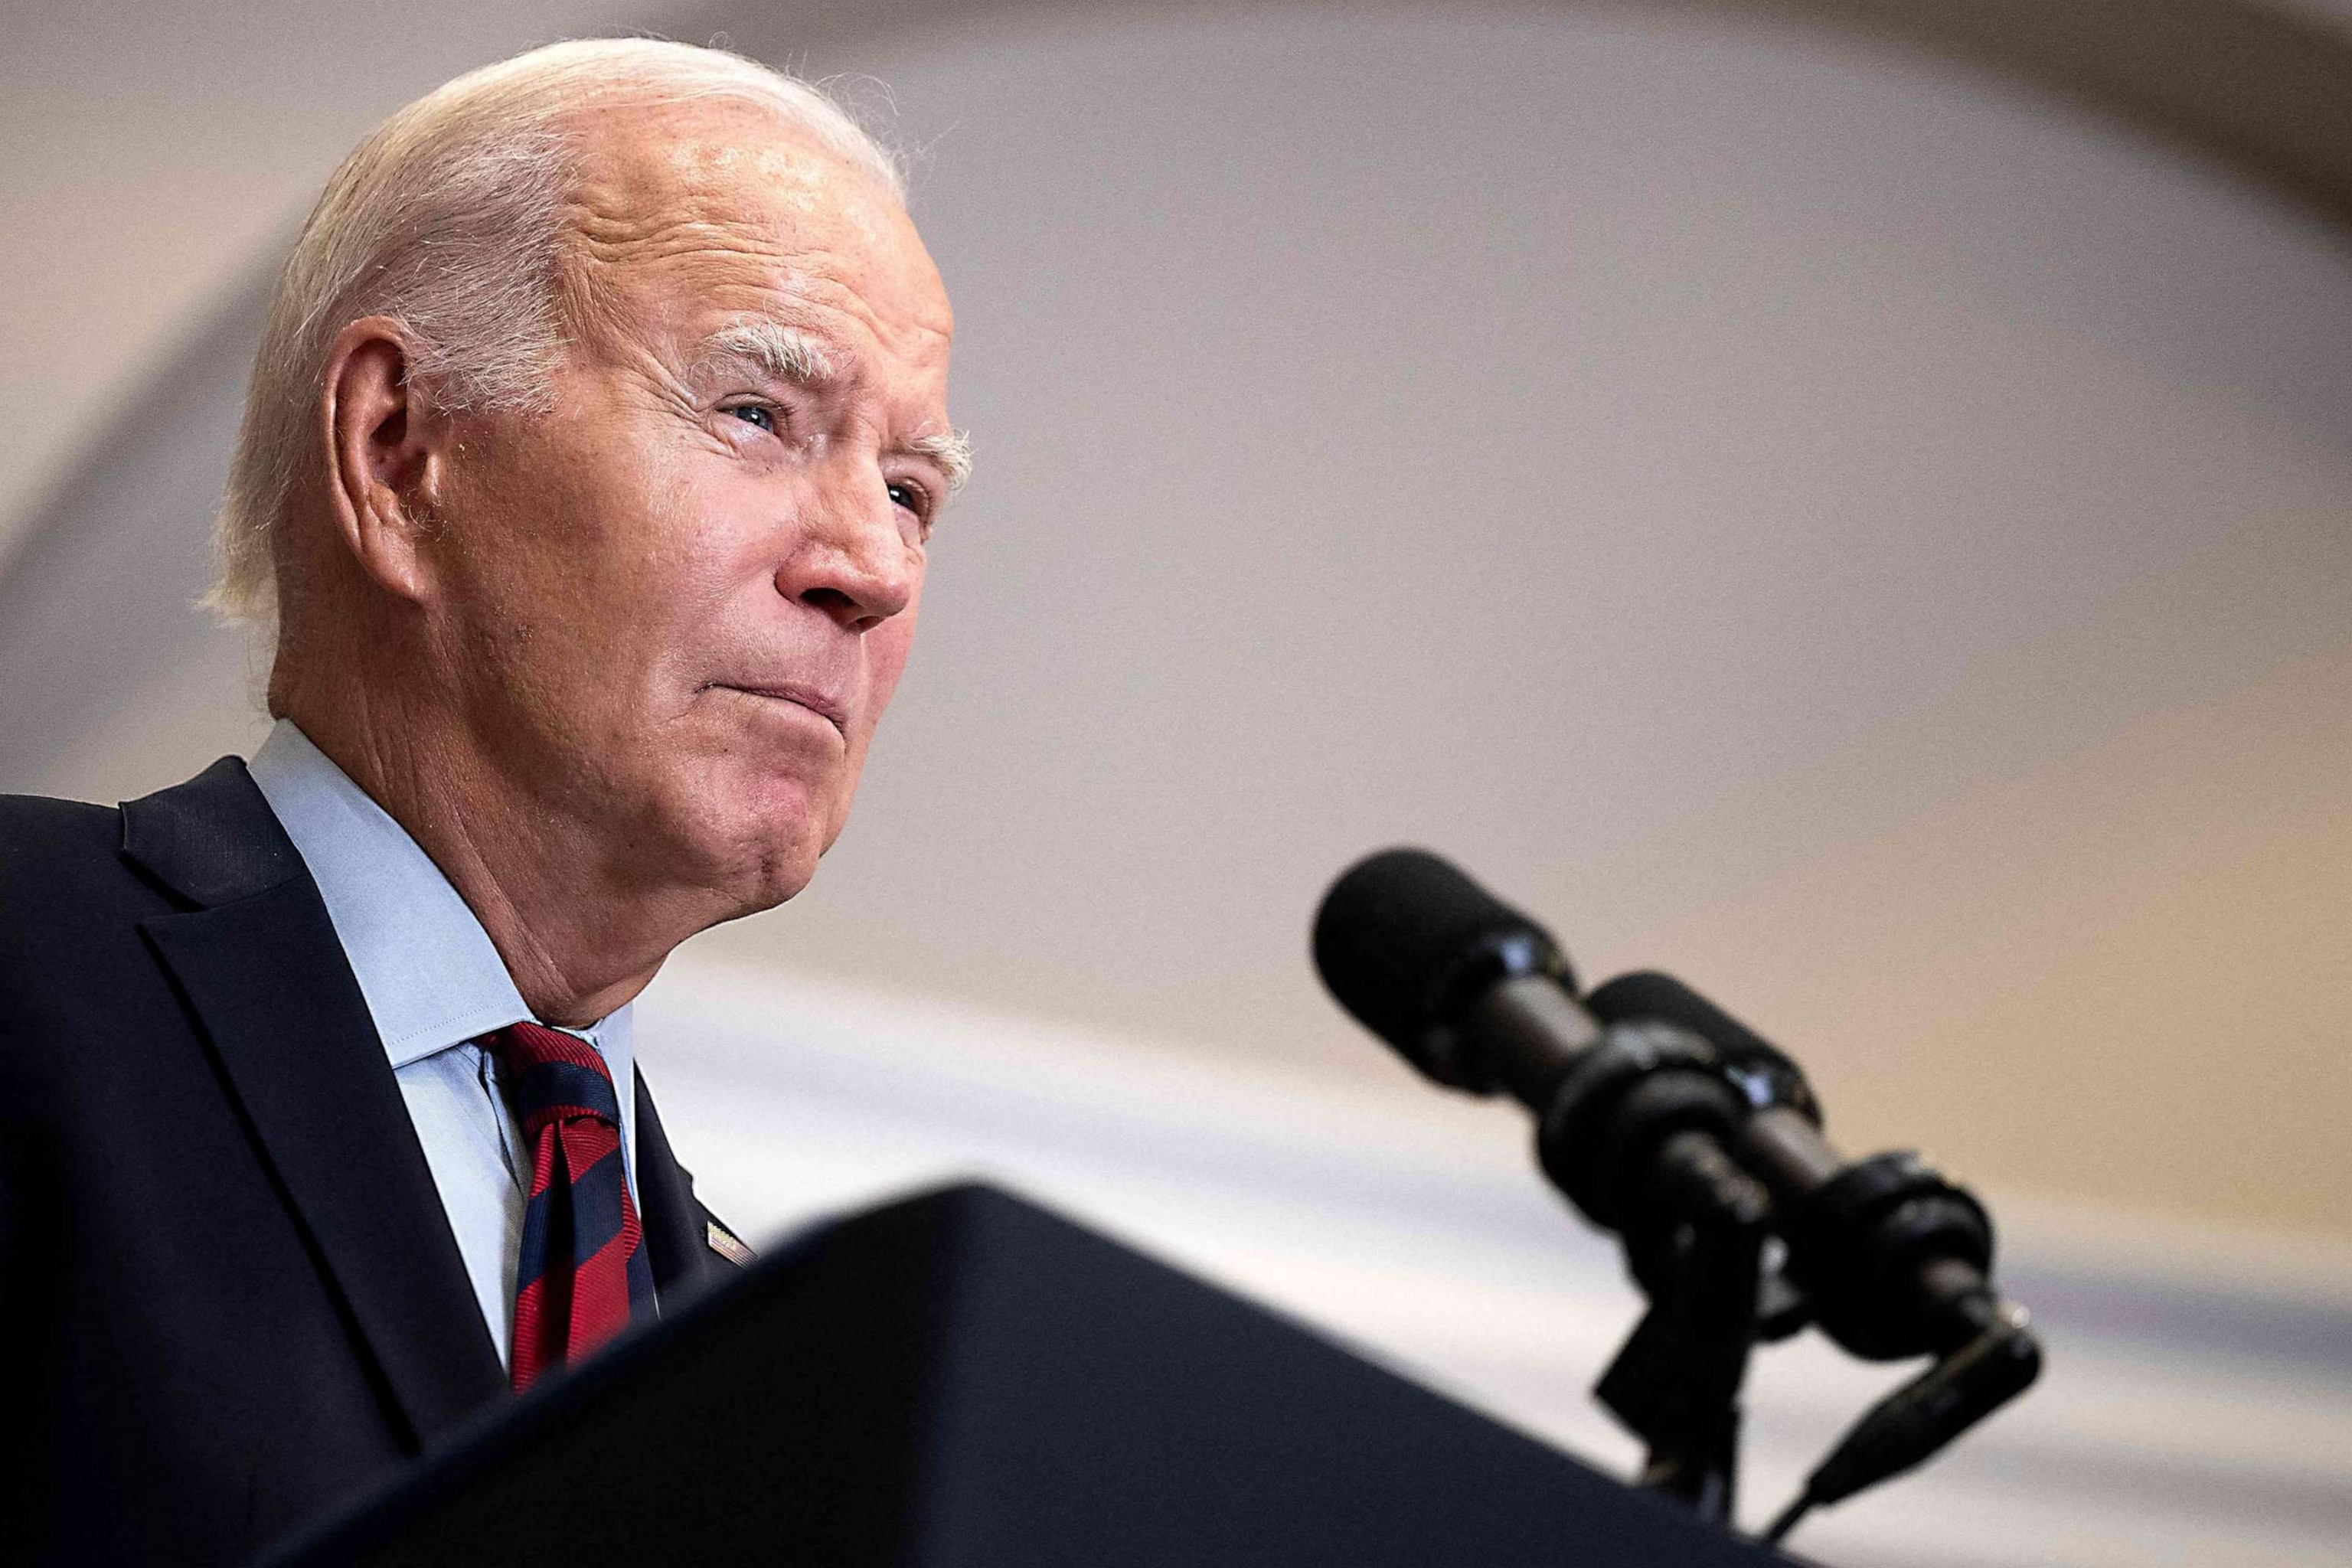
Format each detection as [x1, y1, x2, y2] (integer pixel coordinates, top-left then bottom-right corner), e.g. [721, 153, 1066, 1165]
[4, 2, 2350, 1561]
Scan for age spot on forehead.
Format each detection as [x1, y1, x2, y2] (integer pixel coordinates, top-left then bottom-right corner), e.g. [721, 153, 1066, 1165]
[642, 123, 851, 221]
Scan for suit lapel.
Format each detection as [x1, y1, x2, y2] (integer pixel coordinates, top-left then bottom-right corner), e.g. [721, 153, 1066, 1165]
[127, 759, 506, 1450]
[634, 1072, 740, 1298]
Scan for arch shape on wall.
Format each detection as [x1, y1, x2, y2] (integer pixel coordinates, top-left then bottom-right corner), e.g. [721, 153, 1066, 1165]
[4, 0, 2349, 776]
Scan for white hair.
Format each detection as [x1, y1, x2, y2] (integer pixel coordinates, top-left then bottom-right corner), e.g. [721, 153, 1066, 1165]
[209, 38, 906, 626]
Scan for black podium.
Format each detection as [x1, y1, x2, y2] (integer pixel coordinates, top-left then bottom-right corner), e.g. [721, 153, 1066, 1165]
[268, 1184, 1785, 1566]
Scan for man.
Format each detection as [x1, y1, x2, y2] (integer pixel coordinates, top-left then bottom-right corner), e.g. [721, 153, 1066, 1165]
[0, 38, 966, 1565]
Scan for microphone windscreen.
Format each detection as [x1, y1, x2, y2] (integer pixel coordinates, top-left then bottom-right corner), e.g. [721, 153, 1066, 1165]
[1312, 848, 1569, 1083]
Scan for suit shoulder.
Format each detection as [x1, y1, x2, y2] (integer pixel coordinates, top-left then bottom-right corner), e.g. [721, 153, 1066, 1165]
[0, 791, 164, 956]
[0, 791, 125, 885]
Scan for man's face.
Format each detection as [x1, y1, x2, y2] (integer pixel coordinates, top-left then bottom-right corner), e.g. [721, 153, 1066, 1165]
[423, 100, 957, 915]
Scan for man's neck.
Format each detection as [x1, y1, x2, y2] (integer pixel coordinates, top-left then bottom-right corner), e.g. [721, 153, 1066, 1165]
[279, 696, 675, 1027]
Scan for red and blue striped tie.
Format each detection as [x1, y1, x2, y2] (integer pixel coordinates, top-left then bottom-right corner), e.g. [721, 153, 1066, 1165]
[491, 1021, 655, 1391]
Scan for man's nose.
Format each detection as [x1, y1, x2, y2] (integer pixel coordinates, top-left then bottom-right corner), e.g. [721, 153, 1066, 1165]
[779, 472, 916, 633]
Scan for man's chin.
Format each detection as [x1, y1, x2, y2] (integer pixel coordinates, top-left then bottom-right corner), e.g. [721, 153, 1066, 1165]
[649, 768, 841, 912]
[716, 815, 831, 913]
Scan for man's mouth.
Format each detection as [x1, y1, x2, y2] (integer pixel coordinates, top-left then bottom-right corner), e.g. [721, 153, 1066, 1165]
[713, 683, 850, 737]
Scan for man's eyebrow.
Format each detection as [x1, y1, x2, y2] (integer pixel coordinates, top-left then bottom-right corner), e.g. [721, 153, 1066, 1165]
[697, 317, 969, 494]
[906, 429, 974, 495]
[694, 319, 836, 385]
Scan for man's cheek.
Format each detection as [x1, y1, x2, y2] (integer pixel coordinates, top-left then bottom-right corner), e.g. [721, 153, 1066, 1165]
[867, 614, 922, 715]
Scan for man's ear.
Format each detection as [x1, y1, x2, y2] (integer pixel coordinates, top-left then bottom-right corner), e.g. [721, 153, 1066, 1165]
[320, 316, 452, 605]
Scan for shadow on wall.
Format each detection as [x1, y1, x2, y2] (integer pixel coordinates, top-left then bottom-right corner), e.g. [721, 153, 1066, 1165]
[0, 290, 274, 795]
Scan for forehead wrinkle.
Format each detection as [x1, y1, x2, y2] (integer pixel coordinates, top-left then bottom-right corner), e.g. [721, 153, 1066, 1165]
[558, 211, 834, 371]
[561, 117, 946, 325]
[550, 118, 952, 418]
[563, 188, 871, 327]
[559, 119, 887, 279]
[558, 142, 826, 308]
[730, 270, 953, 403]
[565, 195, 802, 270]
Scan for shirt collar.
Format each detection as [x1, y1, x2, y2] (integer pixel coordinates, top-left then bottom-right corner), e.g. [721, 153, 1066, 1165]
[246, 720, 632, 1076]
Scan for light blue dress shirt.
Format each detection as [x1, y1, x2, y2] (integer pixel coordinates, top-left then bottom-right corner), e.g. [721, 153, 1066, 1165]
[247, 720, 636, 1370]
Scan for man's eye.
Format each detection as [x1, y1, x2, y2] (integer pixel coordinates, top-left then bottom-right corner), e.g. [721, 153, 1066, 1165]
[887, 480, 931, 519]
[728, 404, 776, 433]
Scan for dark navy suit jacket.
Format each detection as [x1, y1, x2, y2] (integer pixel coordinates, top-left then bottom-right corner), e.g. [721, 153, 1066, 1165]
[0, 756, 739, 1564]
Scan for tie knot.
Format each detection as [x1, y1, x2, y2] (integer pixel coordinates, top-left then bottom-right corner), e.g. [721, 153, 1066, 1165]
[490, 1021, 620, 1135]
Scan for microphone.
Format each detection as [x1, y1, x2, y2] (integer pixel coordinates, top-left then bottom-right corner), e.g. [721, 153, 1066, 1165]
[1584, 972, 1999, 1359]
[1313, 848, 1763, 1238]
[1316, 849, 1791, 1524]
[1582, 971, 2042, 1540]
[1313, 850, 2017, 1355]
[1312, 848, 2043, 1539]
[1308, 844, 1592, 1093]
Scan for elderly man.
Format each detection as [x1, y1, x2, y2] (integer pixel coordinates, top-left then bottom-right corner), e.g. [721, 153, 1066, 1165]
[0, 38, 965, 1566]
